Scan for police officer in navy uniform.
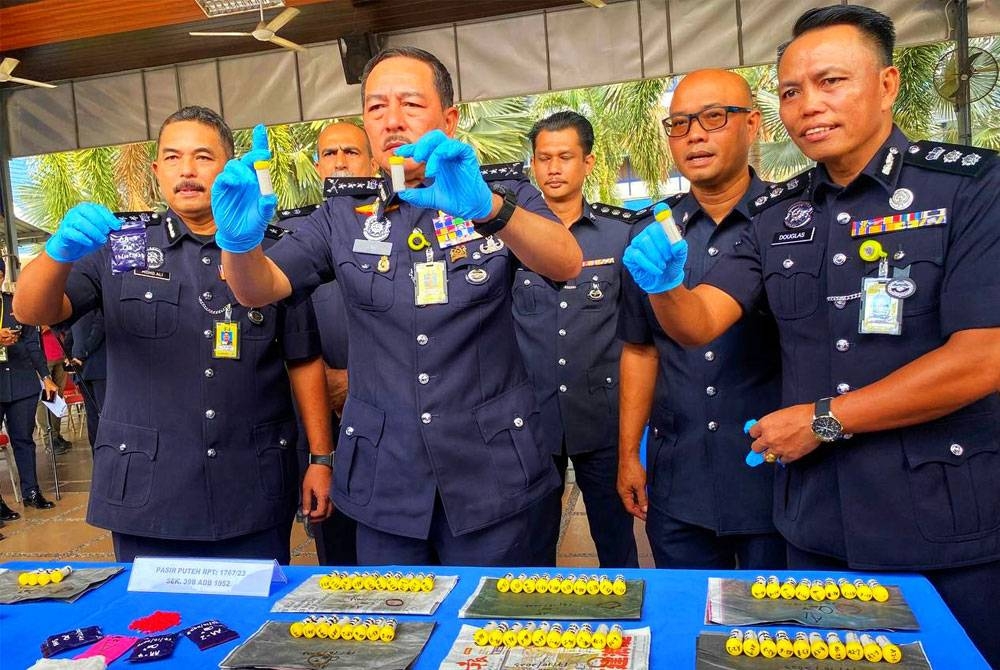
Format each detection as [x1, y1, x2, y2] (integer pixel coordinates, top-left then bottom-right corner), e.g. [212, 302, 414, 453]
[66, 308, 106, 451]
[515, 111, 637, 567]
[14, 106, 333, 563]
[618, 70, 785, 569]
[624, 7, 1000, 665]
[279, 121, 378, 565]
[0, 258, 58, 513]
[213, 47, 582, 566]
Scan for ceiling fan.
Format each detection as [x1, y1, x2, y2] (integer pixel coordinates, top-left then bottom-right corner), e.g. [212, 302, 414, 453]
[0, 57, 57, 88]
[190, 1, 305, 52]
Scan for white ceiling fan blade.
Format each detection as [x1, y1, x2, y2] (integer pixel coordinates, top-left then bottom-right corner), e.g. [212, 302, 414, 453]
[265, 7, 299, 33]
[8, 75, 56, 89]
[0, 58, 19, 76]
[268, 35, 305, 52]
[189, 31, 253, 37]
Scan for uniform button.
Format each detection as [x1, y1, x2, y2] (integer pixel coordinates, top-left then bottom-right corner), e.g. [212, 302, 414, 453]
[833, 253, 847, 266]
[418, 373, 430, 385]
[708, 246, 719, 257]
[202, 256, 212, 265]
[836, 339, 850, 352]
[558, 329, 567, 336]
[204, 329, 213, 338]
[144, 291, 153, 300]
[205, 409, 216, 419]
[704, 351, 715, 362]
[558, 358, 566, 366]
[513, 417, 524, 429]
[836, 383, 851, 394]
[706, 386, 717, 396]
[834, 299, 847, 310]
[416, 334, 428, 345]
[278, 438, 288, 447]
[837, 212, 851, 225]
[606, 377, 613, 384]
[782, 258, 795, 269]
[707, 421, 719, 431]
[559, 301, 568, 309]
[202, 291, 213, 300]
[204, 368, 214, 378]
[345, 426, 355, 437]
[523, 279, 531, 286]
[559, 384, 568, 393]
[420, 412, 432, 424]
[472, 252, 482, 260]
[207, 448, 217, 458]
[119, 443, 127, 452]
[950, 443, 964, 456]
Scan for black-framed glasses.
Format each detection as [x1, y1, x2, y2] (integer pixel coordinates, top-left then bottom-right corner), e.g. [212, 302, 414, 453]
[661, 105, 752, 138]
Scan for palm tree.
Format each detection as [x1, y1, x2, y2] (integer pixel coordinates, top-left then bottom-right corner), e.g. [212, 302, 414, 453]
[456, 97, 534, 164]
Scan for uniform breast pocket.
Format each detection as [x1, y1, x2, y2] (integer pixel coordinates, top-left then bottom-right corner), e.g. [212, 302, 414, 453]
[118, 276, 180, 338]
[448, 252, 509, 305]
[252, 418, 297, 499]
[885, 229, 944, 317]
[512, 270, 547, 315]
[474, 382, 547, 498]
[240, 305, 278, 340]
[336, 396, 385, 505]
[902, 413, 1000, 541]
[763, 246, 823, 320]
[578, 267, 615, 311]
[337, 253, 397, 312]
[92, 419, 158, 508]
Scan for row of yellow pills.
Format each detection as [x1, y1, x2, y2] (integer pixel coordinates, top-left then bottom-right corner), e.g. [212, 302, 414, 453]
[318, 571, 435, 593]
[17, 566, 73, 587]
[750, 576, 890, 602]
[726, 629, 902, 663]
[473, 621, 624, 650]
[288, 615, 397, 643]
[495, 573, 627, 596]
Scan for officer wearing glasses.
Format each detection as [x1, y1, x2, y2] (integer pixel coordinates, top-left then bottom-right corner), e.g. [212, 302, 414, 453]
[618, 69, 785, 569]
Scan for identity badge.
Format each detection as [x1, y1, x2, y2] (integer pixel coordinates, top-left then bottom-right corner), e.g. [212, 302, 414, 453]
[414, 261, 448, 306]
[213, 320, 240, 359]
[858, 278, 902, 335]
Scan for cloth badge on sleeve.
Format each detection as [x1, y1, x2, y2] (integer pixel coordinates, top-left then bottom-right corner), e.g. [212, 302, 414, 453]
[182, 620, 239, 651]
[432, 210, 482, 249]
[74, 635, 138, 663]
[127, 634, 179, 663]
[850, 208, 947, 237]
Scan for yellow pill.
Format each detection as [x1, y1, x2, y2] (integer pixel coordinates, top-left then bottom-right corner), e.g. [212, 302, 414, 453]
[17, 572, 32, 587]
[560, 624, 579, 649]
[509, 574, 524, 594]
[489, 621, 509, 647]
[793, 632, 812, 660]
[591, 624, 608, 650]
[612, 575, 627, 596]
[576, 624, 593, 649]
[547, 623, 564, 649]
[362, 573, 378, 590]
[607, 624, 624, 650]
[52, 566, 75, 584]
[351, 618, 368, 642]
[586, 575, 601, 595]
[502, 623, 522, 647]
[775, 630, 794, 659]
[809, 632, 829, 659]
[877, 634, 902, 664]
[535, 574, 550, 594]
[548, 574, 563, 593]
[517, 622, 536, 647]
[598, 576, 614, 596]
[314, 617, 331, 639]
[780, 577, 797, 600]
[838, 577, 857, 599]
[765, 575, 781, 599]
[758, 631, 778, 658]
[861, 633, 883, 662]
[751, 576, 767, 599]
[742, 629, 760, 658]
[725, 629, 744, 656]
[572, 578, 589, 596]
[824, 578, 841, 600]
[532, 622, 550, 647]
[826, 631, 846, 661]
[380, 618, 397, 643]
[473, 622, 494, 646]
[868, 579, 890, 603]
[36, 571, 51, 586]
[302, 620, 318, 639]
[496, 573, 513, 593]
[366, 618, 382, 641]
[795, 578, 812, 601]
[328, 619, 343, 641]
[522, 576, 536, 594]
[289, 621, 305, 638]
[809, 581, 827, 602]
[845, 631, 864, 661]
[560, 575, 576, 595]
[853, 578, 873, 601]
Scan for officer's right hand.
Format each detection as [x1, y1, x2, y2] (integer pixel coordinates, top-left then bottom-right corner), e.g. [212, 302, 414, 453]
[211, 124, 278, 253]
[45, 203, 122, 264]
[623, 222, 688, 294]
[617, 455, 648, 521]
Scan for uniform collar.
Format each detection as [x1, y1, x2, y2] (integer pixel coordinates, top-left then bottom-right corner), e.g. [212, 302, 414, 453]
[161, 210, 214, 248]
[677, 167, 764, 231]
[812, 125, 909, 199]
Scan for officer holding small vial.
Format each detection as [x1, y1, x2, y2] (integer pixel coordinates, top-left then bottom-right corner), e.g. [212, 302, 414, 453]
[213, 47, 583, 565]
[14, 106, 333, 563]
[622, 7, 1000, 665]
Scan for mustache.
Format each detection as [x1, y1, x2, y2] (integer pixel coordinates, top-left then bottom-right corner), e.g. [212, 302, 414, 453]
[383, 135, 410, 151]
[174, 180, 205, 193]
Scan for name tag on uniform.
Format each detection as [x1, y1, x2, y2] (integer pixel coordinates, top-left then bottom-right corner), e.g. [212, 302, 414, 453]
[772, 228, 815, 245]
[134, 268, 171, 281]
[213, 321, 240, 359]
[414, 261, 448, 306]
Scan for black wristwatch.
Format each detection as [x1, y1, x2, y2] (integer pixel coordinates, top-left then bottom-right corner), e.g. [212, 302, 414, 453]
[473, 186, 518, 237]
[811, 397, 845, 442]
[309, 453, 334, 468]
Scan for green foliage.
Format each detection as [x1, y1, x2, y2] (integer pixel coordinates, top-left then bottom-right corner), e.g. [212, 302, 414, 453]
[456, 98, 533, 164]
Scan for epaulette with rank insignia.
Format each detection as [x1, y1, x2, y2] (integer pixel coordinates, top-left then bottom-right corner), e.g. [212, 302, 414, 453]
[903, 140, 996, 178]
[748, 170, 813, 216]
[265, 223, 289, 240]
[277, 204, 319, 221]
[479, 162, 525, 182]
[323, 176, 382, 199]
[113, 210, 162, 225]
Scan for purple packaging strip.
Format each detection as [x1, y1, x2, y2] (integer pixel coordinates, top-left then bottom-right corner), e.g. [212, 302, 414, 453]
[41, 625, 103, 658]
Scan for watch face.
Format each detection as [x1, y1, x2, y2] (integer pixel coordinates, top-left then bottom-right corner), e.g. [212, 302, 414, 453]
[812, 416, 843, 442]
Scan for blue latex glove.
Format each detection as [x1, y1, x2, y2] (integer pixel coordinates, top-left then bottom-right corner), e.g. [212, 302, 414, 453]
[211, 124, 278, 253]
[393, 130, 494, 220]
[743, 419, 764, 467]
[622, 217, 688, 294]
[45, 203, 122, 263]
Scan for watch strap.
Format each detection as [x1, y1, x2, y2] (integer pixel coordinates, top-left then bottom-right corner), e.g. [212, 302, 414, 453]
[474, 187, 518, 237]
[309, 453, 334, 467]
[814, 397, 832, 418]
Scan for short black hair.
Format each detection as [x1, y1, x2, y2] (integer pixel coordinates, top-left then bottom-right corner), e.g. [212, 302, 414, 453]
[528, 111, 595, 155]
[778, 4, 895, 67]
[157, 106, 235, 159]
[360, 46, 454, 109]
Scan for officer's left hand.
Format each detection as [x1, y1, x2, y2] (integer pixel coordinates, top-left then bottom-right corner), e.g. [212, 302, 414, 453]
[748, 404, 821, 465]
[393, 130, 494, 220]
[0, 328, 19, 346]
[42, 376, 60, 401]
[211, 124, 278, 253]
[301, 464, 333, 522]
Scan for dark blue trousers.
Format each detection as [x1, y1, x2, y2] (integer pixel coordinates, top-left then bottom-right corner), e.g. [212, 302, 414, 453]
[1, 394, 41, 496]
[112, 517, 294, 564]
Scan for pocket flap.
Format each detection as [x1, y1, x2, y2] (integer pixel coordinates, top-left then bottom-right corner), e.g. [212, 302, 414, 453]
[342, 252, 399, 280]
[902, 414, 999, 468]
[96, 418, 159, 459]
[120, 275, 181, 304]
[763, 245, 823, 279]
[252, 418, 297, 455]
[587, 363, 618, 391]
[474, 383, 534, 442]
[340, 396, 386, 444]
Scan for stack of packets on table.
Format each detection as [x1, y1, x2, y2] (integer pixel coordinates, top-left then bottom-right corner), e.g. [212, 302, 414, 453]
[705, 575, 919, 630]
[459, 572, 644, 620]
[271, 570, 457, 615]
[696, 629, 932, 670]
[440, 621, 651, 670]
[0, 566, 125, 604]
[218, 619, 435, 670]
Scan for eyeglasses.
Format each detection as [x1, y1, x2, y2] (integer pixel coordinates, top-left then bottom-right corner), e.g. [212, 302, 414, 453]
[661, 105, 752, 138]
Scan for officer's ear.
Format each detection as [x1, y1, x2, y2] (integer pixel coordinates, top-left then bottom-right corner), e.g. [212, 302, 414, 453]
[878, 65, 901, 113]
[583, 152, 596, 177]
[443, 106, 460, 137]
